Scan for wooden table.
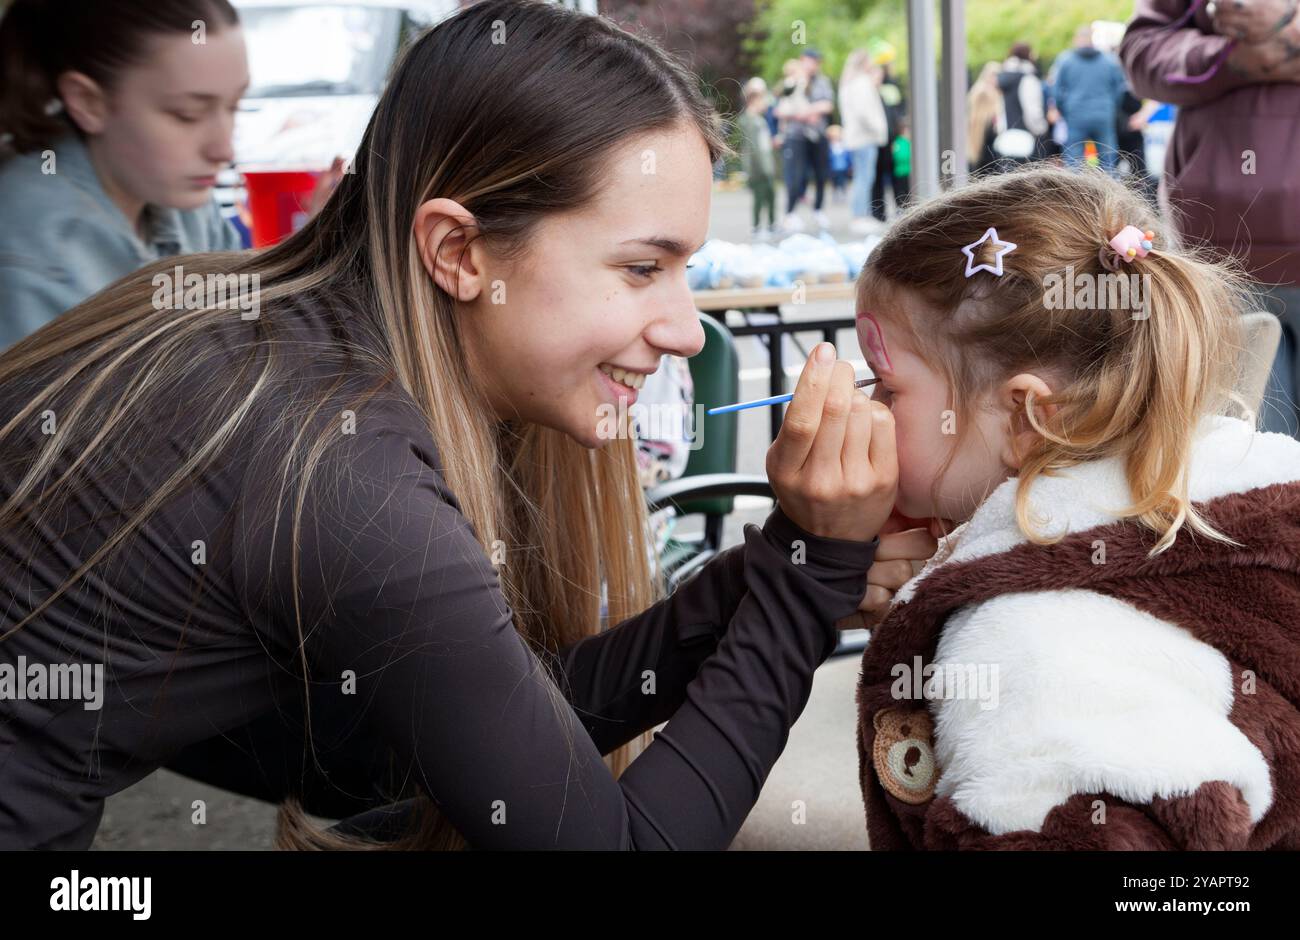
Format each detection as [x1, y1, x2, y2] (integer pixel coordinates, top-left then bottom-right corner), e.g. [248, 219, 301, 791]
[691, 281, 854, 313]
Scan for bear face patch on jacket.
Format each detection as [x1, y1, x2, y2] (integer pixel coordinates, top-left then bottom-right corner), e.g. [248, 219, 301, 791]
[872, 707, 937, 805]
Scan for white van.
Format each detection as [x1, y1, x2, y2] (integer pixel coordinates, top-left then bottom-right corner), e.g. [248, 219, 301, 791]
[218, 1, 455, 238]
[220, 0, 597, 239]
[229, 0, 456, 172]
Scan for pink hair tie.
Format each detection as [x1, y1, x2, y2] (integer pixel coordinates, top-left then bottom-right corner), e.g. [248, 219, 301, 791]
[1099, 224, 1155, 272]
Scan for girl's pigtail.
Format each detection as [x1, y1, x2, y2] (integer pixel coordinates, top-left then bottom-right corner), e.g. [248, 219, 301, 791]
[1119, 248, 1245, 554]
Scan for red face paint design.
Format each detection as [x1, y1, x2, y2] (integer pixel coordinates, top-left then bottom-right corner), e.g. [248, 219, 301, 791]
[857, 312, 894, 373]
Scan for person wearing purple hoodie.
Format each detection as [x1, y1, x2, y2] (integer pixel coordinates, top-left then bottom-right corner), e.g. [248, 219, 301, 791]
[1122, 0, 1300, 438]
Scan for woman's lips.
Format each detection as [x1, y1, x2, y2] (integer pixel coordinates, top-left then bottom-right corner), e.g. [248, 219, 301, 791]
[596, 366, 639, 406]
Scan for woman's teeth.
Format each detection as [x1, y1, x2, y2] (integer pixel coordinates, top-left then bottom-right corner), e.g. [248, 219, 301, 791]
[599, 364, 646, 390]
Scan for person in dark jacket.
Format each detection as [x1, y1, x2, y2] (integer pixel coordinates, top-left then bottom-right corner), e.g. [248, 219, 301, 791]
[994, 43, 1049, 166]
[871, 64, 907, 222]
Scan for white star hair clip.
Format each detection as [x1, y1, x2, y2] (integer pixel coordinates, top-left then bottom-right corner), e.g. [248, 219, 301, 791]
[961, 227, 1017, 278]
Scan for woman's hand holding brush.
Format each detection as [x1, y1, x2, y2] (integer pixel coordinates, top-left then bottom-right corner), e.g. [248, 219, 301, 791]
[765, 342, 897, 544]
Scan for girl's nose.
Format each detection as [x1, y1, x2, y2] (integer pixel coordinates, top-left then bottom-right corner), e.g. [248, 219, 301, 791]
[204, 115, 236, 167]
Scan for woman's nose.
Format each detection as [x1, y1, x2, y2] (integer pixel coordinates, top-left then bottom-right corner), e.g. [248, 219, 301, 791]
[645, 280, 706, 359]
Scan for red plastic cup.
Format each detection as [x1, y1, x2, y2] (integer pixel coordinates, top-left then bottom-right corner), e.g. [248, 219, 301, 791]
[242, 169, 319, 248]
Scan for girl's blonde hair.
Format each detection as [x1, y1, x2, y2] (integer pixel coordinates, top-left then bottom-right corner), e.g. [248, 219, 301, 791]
[857, 165, 1253, 556]
[0, 0, 729, 849]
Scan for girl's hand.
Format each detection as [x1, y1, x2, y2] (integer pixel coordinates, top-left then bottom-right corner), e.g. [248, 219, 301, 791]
[834, 509, 952, 630]
[766, 343, 898, 543]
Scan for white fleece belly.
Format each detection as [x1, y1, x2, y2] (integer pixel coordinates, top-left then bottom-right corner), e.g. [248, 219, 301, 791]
[928, 588, 1273, 835]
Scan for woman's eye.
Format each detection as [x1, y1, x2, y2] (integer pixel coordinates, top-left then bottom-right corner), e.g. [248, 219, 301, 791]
[172, 112, 202, 124]
[625, 263, 663, 279]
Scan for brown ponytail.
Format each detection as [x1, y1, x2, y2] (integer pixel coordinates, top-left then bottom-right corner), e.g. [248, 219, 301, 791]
[0, 0, 240, 155]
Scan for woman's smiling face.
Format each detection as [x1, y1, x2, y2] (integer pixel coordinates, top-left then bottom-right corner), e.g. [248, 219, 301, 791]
[460, 124, 713, 448]
[856, 295, 1017, 524]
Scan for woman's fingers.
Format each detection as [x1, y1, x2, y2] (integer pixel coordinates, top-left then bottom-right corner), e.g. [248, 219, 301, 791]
[847, 529, 943, 624]
[879, 508, 931, 535]
[866, 399, 898, 489]
[839, 385, 875, 480]
[765, 345, 898, 541]
[835, 590, 889, 630]
[928, 517, 957, 539]
[805, 359, 856, 472]
[853, 584, 896, 626]
[768, 343, 834, 476]
[881, 510, 956, 542]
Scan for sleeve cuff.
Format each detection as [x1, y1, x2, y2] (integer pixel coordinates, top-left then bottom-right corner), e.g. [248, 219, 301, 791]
[756, 503, 881, 571]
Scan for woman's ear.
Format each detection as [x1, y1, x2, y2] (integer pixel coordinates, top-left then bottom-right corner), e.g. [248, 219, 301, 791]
[998, 372, 1058, 470]
[412, 197, 487, 301]
[56, 71, 108, 135]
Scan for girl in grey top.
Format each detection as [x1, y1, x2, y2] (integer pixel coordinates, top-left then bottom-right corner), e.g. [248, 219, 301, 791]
[0, 0, 245, 350]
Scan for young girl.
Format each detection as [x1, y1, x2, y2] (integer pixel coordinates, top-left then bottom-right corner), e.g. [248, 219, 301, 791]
[855, 165, 1300, 850]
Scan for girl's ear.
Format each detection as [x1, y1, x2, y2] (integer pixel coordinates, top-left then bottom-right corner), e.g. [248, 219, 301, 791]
[998, 372, 1057, 470]
[56, 71, 108, 135]
[413, 197, 487, 302]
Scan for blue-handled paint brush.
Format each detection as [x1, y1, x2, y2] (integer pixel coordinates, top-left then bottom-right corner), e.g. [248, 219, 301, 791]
[707, 377, 880, 415]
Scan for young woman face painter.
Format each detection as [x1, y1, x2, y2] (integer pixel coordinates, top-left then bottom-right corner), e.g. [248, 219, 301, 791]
[0, 1, 903, 849]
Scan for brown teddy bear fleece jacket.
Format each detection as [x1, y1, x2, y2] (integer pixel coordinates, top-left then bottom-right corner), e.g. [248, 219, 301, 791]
[857, 415, 1300, 849]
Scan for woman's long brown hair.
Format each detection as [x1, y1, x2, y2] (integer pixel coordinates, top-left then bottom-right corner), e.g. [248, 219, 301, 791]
[0, 0, 729, 849]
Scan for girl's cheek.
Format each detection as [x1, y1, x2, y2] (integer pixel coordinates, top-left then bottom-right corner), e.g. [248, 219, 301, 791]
[894, 430, 944, 518]
[895, 478, 933, 520]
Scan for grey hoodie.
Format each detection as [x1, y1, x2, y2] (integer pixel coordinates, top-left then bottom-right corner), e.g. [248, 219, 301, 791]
[0, 131, 240, 351]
